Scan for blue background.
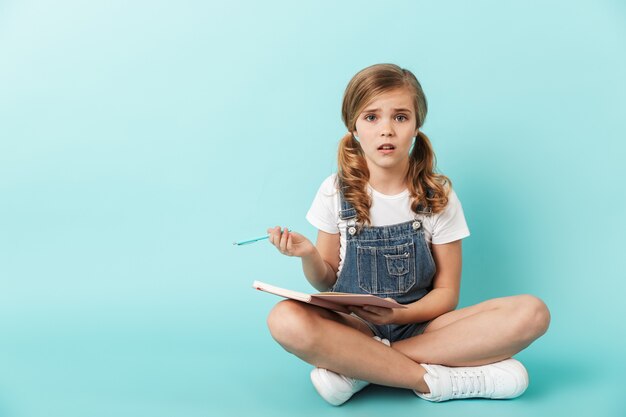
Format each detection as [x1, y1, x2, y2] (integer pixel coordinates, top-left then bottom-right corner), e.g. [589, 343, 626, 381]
[1, 1, 625, 416]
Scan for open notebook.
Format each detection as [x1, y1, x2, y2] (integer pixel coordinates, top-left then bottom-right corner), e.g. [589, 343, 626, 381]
[252, 280, 407, 314]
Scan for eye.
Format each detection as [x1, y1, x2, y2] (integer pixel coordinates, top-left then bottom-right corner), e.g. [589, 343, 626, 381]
[396, 114, 408, 122]
[365, 114, 376, 122]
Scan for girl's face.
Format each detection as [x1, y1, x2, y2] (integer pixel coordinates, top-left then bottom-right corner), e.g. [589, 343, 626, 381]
[353, 88, 419, 175]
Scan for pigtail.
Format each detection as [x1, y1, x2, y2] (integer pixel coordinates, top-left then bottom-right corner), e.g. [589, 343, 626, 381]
[407, 131, 450, 214]
[338, 63, 451, 221]
[337, 132, 372, 225]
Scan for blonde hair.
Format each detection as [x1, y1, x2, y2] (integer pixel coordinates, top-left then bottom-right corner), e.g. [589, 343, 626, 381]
[338, 63, 450, 225]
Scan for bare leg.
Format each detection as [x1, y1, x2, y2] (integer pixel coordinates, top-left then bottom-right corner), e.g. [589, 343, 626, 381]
[267, 300, 430, 393]
[393, 294, 551, 367]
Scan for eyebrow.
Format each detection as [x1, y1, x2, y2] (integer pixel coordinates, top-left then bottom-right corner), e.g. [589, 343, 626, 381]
[362, 108, 413, 113]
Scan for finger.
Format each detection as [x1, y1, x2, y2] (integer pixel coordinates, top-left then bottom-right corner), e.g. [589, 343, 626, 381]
[383, 297, 399, 307]
[350, 306, 367, 316]
[282, 228, 291, 255]
[279, 226, 289, 253]
[362, 305, 377, 314]
[289, 231, 303, 243]
[363, 306, 391, 315]
[270, 226, 281, 246]
[352, 308, 377, 322]
[266, 227, 274, 244]
[346, 306, 358, 314]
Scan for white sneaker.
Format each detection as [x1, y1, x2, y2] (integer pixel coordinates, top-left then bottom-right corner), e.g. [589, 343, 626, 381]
[415, 358, 529, 402]
[310, 336, 390, 406]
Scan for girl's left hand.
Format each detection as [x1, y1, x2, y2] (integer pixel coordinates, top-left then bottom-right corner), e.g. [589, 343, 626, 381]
[348, 300, 398, 325]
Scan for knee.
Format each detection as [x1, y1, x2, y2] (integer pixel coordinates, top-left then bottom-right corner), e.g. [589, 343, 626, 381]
[511, 295, 551, 342]
[266, 300, 321, 353]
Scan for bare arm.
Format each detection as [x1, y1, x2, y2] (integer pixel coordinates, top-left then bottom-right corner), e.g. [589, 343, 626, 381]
[267, 226, 340, 292]
[394, 239, 461, 324]
[302, 230, 340, 291]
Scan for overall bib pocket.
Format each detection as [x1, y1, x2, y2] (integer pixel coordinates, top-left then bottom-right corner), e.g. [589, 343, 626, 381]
[356, 241, 416, 296]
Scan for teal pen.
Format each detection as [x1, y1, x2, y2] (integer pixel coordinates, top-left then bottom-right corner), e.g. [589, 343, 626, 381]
[232, 229, 291, 246]
[232, 234, 269, 246]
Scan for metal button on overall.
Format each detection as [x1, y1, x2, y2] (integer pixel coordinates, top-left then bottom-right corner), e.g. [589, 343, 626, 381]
[332, 192, 437, 342]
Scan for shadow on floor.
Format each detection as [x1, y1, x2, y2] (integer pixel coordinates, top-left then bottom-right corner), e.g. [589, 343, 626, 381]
[521, 355, 594, 400]
[345, 355, 595, 404]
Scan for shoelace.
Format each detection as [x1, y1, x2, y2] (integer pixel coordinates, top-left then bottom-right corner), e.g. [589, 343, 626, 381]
[449, 369, 487, 397]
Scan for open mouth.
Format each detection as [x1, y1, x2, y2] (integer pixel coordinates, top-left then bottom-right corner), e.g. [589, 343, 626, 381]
[378, 144, 396, 151]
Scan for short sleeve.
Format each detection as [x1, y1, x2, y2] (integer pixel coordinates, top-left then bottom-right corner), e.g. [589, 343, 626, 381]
[305, 175, 340, 234]
[431, 189, 471, 244]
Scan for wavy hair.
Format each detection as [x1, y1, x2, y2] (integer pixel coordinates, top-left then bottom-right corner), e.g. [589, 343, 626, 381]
[337, 63, 450, 225]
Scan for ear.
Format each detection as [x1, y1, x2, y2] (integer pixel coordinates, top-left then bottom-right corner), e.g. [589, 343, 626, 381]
[352, 131, 360, 142]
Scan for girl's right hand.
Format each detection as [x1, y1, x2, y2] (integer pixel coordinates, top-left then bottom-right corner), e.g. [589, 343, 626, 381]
[266, 226, 315, 258]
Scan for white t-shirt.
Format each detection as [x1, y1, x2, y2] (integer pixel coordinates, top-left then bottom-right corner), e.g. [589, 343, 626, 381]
[305, 174, 471, 275]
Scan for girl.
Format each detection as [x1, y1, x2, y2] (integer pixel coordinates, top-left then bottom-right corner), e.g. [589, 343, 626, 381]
[265, 63, 550, 406]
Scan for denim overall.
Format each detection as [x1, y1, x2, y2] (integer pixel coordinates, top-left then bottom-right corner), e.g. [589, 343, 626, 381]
[331, 192, 437, 342]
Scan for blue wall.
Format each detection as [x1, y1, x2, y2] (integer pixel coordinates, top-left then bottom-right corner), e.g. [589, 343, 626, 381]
[1, 1, 625, 416]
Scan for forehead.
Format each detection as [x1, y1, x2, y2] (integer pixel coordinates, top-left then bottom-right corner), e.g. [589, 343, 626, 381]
[361, 88, 415, 112]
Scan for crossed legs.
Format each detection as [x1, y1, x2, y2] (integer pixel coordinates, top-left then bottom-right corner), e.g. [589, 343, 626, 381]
[267, 294, 550, 393]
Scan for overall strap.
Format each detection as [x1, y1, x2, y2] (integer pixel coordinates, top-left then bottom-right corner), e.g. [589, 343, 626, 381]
[338, 191, 357, 221]
[337, 182, 359, 237]
[337, 178, 358, 221]
[338, 191, 358, 237]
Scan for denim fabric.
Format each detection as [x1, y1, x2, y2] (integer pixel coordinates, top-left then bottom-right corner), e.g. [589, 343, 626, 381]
[333, 192, 436, 342]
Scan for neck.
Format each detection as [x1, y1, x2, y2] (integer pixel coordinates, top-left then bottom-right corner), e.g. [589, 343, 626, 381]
[367, 163, 409, 195]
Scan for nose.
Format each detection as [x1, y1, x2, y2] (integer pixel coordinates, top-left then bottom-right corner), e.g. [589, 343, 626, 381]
[380, 119, 394, 137]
